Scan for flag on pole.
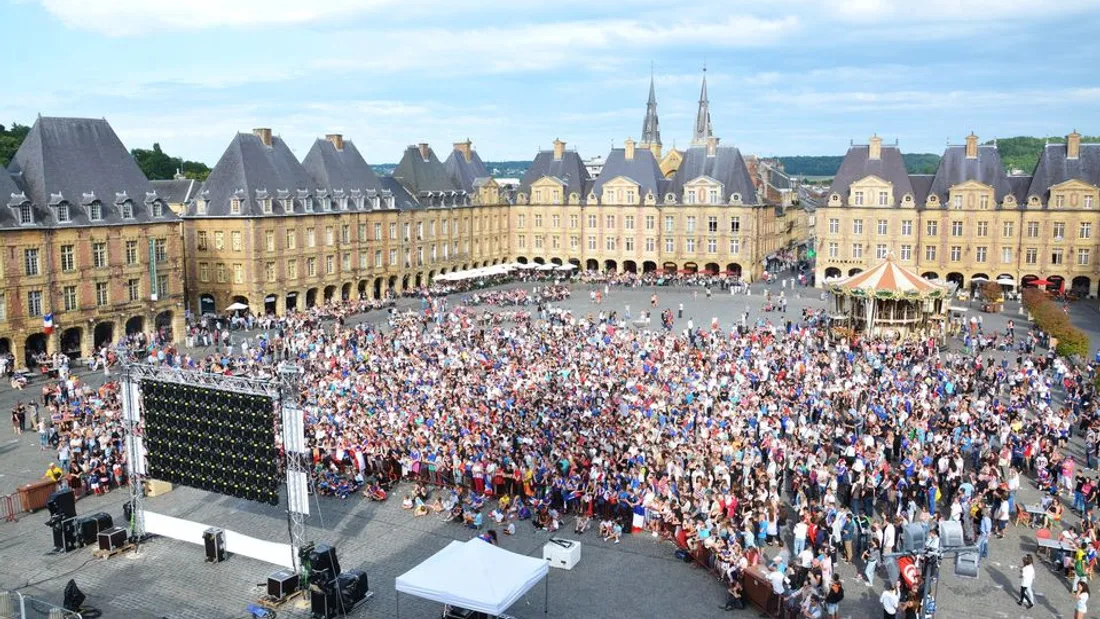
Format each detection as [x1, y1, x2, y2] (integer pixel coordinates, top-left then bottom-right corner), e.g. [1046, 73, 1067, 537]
[43, 313, 54, 335]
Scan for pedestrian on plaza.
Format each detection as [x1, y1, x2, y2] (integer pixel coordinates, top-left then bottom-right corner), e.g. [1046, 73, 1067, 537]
[880, 582, 900, 619]
[862, 538, 880, 586]
[678, 303, 683, 319]
[1018, 554, 1035, 609]
[1074, 580, 1089, 619]
[823, 574, 844, 619]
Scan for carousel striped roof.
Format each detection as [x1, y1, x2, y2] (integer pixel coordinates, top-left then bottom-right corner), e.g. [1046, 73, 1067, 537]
[832, 257, 950, 297]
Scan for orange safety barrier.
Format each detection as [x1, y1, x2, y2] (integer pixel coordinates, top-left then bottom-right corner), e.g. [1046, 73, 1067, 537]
[1, 493, 23, 522]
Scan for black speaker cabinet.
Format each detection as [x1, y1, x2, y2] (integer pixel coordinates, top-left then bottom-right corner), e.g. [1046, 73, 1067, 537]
[310, 544, 341, 581]
[47, 489, 76, 519]
[76, 512, 113, 547]
[268, 568, 299, 600]
[203, 527, 226, 563]
[51, 519, 78, 552]
[335, 569, 368, 607]
[310, 587, 339, 619]
[98, 526, 128, 551]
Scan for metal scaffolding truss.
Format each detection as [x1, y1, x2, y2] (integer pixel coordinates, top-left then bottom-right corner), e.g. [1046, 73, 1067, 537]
[121, 361, 309, 573]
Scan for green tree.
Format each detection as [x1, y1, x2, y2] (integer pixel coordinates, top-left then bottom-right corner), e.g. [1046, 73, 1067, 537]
[987, 136, 1100, 174]
[0, 122, 31, 167]
[130, 143, 211, 181]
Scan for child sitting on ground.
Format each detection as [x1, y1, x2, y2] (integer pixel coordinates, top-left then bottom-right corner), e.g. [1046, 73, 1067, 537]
[574, 515, 591, 535]
[401, 495, 414, 510]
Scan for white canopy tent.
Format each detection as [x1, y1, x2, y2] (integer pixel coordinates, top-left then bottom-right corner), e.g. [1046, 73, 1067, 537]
[395, 539, 549, 617]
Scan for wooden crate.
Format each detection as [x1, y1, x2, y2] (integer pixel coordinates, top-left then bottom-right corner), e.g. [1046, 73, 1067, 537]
[143, 479, 174, 497]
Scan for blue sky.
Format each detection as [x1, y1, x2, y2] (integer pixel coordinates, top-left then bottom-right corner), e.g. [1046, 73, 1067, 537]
[2, 0, 1099, 165]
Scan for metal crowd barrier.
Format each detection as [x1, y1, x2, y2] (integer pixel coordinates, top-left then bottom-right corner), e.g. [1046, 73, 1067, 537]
[0, 591, 82, 619]
[1, 494, 24, 523]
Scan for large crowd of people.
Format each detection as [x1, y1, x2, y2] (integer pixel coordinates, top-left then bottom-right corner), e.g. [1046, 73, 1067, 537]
[8, 275, 1100, 617]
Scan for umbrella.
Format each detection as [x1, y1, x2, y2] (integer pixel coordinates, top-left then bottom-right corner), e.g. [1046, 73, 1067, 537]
[970, 276, 989, 283]
[1029, 279, 1051, 287]
[996, 277, 1015, 286]
[556, 264, 577, 271]
[536, 264, 557, 271]
[224, 302, 248, 311]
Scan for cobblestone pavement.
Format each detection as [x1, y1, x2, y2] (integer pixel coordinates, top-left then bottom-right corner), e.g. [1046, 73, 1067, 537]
[2, 280, 1100, 618]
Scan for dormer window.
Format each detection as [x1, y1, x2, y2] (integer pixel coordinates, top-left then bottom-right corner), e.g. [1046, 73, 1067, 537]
[89, 202, 103, 221]
[121, 201, 134, 219]
[282, 199, 293, 212]
[853, 191, 864, 206]
[152, 201, 164, 217]
[18, 203, 33, 225]
[385, 196, 395, 209]
[952, 195, 962, 209]
[1086, 195, 1094, 209]
[196, 199, 208, 215]
[305, 198, 314, 212]
[372, 196, 381, 210]
[230, 198, 242, 215]
[339, 198, 348, 210]
[322, 198, 331, 211]
[261, 199, 272, 214]
[708, 189, 718, 204]
[685, 191, 696, 205]
[732, 193, 742, 203]
[57, 203, 70, 223]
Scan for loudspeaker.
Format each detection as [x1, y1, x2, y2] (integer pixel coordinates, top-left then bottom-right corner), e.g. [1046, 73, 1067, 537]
[98, 526, 127, 551]
[47, 489, 76, 519]
[335, 569, 368, 607]
[900, 523, 927, 553]
[310, 544, 340, 582]
[310, 587, 338, 619]
[51, 519, 78, 552]
[203, 527, 226, 563]
[76, 512, 113, 547]
[938, 521, 964, 549]
[955, 551, 980, 578]
[268, 569, 299, 600]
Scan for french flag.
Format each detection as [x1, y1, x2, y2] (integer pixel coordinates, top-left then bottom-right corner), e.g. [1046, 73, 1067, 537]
[43, 313, 54, 335]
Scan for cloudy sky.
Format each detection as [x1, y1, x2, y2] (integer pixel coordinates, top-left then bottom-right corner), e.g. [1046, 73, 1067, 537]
[2, 0, 1098, 164]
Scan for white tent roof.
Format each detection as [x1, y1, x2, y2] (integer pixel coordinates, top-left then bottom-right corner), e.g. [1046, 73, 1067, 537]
[396, 539, 548, 616]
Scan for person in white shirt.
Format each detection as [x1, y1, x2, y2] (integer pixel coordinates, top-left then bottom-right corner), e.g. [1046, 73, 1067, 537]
[883, 520, 896, 554]
[1018, 554, 1035, 609]
[793, 519, 809, 556]
[879, 583, 900, 619]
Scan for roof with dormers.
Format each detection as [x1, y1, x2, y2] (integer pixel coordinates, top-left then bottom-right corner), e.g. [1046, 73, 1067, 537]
[927, 144, 1012, 204]
[518, 149, 590, 200]
[591, 147, 665, 201]
[668, 145, 758, 204]
[1026, 142, 1100, 202]
[393, 145, 463, 196]
[444, 147, 490, 193]
[0, 170, 31, 229]
[188, 132, 317, 217]
[827, 144, 915, 206]
[302, 137, 383, 194]
[7, 116, 175, 227]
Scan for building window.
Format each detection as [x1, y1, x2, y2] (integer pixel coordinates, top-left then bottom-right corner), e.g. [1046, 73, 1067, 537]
[403, 223, 410, 241]
[373, 224, 382, 241]
[307, 228, 316, 247]
[516, 235, 526, 249]
[27, 290, 42, 317]
[853, 191, 864, 206]
[533, 215, 543, 229]
[1079, 248, 1091, 266]
[121, 201, 133, 219]
[57, 203, 70, 223]
[326, 226, 335, 246]
[1026, 221, 1040, 238]
[952, 195, 962, 209]
[665, 238, 674, 253]
[265, 262, 276, 282]
[901, 220, 912, 236]
[877, 219, 887, 235]
[63, 285, 77, 311]
[828, 218, 838, 234]
[1056, 195, 1065, 208]
[93, 242, 107, 268]
[975, 246, 987, 262]
[374, 251, 383, 267]
[126, 240, 138, 265]
[60, 245, 74, 272]
[359, 223, 368, 241]
[343, 253, 351, 270]
[1085, 195, 1094, 209]
[324, 255, 334, 274]
[852, 219, 863, 234]
[89, 202, 102, 221]
[949, 246, 961, 262]
[230, 198, 242, 214]
[1025, 248, 1037, 265]
[231, 230, 242, 251]
[154, 273, 167, 297]
[216, 263, 227, 282]
[926, 220, 938, 236]
[900, 244, 912, 261]
[685, 238, 695, 252]
[664, 216, 674, 232]
[265, 230, 275, 252]
[605, 237, 617, 251]
[127, 278, 140, 302]
[1002, 221, 1015, 238]
[95, 281, 109, 306]
[1001, 248, 1013, 263]
[154, 239, 167, 263]
[685, 217, 695, 233]
[626, 216, 636, 231]
[976, 221, 988, 237]
[980, 194, 989, 209]
[199, 262, 209, 282]
[388, 250, 397, 266]
[950, 221, 963, 237]
[642, 215, 653, 231]
[1082, 222, 1093, 239]
[707, 238, 717, 253]
[1051, 248, 1064, 265]
[876, 244, 888, 259]
[645, 237, 655, 252]
[233, 263, 244, 283]
[827, 242, 838, 258]
[851, 243, 863, 258]
[534, 235, 544, 250]
[925, 245, 937, 261]
[709, 189, 719, 204]
[416, 222, 423, 240]
[878, 191, 888, 206]
[197, 231, 208, 250]
[587, 236, 597, 251]
[0, 293, 5, 320]
[1053, 222, 1066, 240]
[517, 214, 525, 229]
[18, 203, 33, 224]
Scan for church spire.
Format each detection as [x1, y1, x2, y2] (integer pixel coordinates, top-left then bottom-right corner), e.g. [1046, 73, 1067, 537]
[691, 67, 713, 147]
[639, 68, 661, 154]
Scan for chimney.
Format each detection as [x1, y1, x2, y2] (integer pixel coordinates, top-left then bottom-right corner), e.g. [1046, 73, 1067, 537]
[705, 136, 719, 157]
[454, 139, 472, 163]
[1068, 130, 1081, 160]
[417, 143, 431, 160]
[553, 138, 565, 161]
[624, 137, 635, 160]
[868, 134, 882, 160]
[253, 127, 272, 147]
[965, 132, 979, 159]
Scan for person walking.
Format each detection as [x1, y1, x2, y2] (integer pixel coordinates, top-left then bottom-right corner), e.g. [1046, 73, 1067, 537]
[823, 574, 844, 619]
[1018, 554, 1035, 609]
[862, 539, 881, 586]
[1074, 581, 1089, 619]
[879, 582, 900, 619]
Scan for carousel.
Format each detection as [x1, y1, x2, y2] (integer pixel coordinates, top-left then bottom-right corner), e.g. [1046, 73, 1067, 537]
[827, 258, 953, 339]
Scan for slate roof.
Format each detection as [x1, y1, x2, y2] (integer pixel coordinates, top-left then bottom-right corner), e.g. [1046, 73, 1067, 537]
[827, 144, 915, 205]
[188, 132, 316, 217]
[518, 149, 590, 200]
[1008, 175, 1032, 204]
[927, 145, 1012, 204]
[908, 174, 934, 206]
[150, 178, 200, 204]
[379, 176, 422, 211]
[7, 116, 174, 227]
[667, 145, 759, 204]
[393, 145, 462, 195]
[1026, 143, 1100, 202]
[444, 148, 490, 193]
[591, 147, 665, 202]
[301, 138, 382, 193]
